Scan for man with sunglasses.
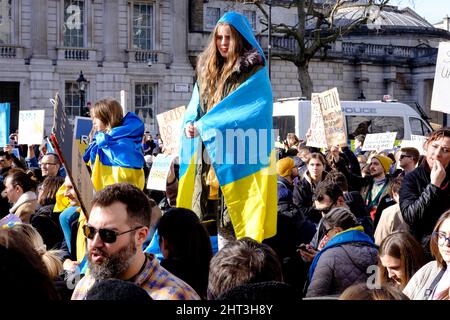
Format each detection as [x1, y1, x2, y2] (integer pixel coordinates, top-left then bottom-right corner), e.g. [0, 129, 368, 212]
[398, 147, 420, 177]
[72, 183, 200, 300]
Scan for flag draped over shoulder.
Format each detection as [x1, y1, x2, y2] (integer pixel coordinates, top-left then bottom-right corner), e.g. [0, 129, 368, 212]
[177, 12, 277, 242]
[83, 112, 145, 191]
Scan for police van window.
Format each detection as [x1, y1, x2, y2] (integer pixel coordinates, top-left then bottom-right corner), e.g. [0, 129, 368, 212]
[346, 116, 404, 140]
[409, 117, 431, 136]
[273, 116, 295, 142]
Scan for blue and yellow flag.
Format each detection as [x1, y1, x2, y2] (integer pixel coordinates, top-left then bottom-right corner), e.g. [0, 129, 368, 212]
[83, 112, 145, 191]
[177, 12, 277, 242]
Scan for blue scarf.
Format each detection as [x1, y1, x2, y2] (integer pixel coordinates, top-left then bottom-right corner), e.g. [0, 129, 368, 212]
[308, 227, 377, 282]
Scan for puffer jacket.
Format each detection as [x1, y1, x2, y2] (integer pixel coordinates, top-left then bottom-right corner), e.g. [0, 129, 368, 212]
[306, 242, 378, 297]
[399, 161, 450, 255]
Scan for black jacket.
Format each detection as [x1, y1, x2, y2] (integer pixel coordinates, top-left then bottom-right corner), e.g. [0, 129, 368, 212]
[293, 172, 327, 224]
[400, 161, 450, 252]
[30, 204, 64, 250]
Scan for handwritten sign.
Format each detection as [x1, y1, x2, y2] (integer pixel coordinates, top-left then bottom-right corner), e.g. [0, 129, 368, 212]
[146, 154, 175, 191]
[73, 116, 93, 156]
[0, 103, 10, 147]
[306, 94, 327, 148]
[319, 88, 347, 147]
[431, 42, 450, 114]
[156, 106, 186, 155]
[400, 139, 425, 155]
[362, 132, 397, 152]
[18, 110, 45, 145]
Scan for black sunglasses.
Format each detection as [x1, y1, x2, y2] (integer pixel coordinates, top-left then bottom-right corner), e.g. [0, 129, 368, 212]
[83, 224, 143, 243]
[399, 154, 412, 160]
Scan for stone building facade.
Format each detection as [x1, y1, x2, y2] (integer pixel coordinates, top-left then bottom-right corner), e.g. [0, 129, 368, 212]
[1, 0, 449, 136]
[0, 0, 193, 134]
[187, 0, 450, 127]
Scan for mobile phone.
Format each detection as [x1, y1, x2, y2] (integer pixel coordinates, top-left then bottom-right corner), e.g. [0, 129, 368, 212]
[297, 244, 309, 252]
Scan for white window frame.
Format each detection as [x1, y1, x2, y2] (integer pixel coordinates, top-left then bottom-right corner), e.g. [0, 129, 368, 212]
[243, 10, 256, 31]
[64, 80, 88, 119]
[133, 82, 158, 131]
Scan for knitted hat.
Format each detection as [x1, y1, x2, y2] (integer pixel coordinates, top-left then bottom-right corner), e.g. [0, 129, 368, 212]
[372, 154, 393, 174]
[276, 157, 295, 177]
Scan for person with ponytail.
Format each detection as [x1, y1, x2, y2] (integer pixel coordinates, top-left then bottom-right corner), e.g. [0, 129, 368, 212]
[3, 168, 38, 223]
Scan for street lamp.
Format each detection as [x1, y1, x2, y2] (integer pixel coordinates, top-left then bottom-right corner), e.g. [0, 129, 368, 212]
[267, 0, 272, 80]
[76, 70, 88, 117]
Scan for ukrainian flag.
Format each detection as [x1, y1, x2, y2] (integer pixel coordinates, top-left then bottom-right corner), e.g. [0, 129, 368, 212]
[83, 112, 145, 191]
[177, 12, 277, 242]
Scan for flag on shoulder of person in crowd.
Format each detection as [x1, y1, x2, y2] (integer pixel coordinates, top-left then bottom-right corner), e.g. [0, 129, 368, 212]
[0, 213, 21, 229]
[83, 112, 145, 191]
[177, 12, 277, 243]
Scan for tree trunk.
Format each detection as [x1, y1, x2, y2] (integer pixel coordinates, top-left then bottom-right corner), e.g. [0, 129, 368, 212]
[297, 62, 313, 99]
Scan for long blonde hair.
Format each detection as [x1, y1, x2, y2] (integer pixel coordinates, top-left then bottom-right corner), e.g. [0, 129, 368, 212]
[10, 223, 63, 280]
[196, 23, 248, 111]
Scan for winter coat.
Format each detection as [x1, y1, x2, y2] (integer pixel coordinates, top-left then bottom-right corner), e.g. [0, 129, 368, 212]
[192, 48, 264, 241]
[403, 261, 445, 300]
[399, 162, 450, 254]
[293, 171, 327, 224]
[360, 176, 394, 229]
[31, 204, 64, 250]
[374, 203, 409, 245]
[306, 228, 378, 298]
[10, 191, 38, 223]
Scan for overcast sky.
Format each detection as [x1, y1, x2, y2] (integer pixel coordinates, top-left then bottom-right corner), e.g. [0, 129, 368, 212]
[392, 0, 450, 24]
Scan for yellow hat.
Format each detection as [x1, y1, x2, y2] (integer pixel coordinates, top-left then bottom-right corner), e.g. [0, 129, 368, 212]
[276, 157, 295, 178]
[372, 154, 393, 174]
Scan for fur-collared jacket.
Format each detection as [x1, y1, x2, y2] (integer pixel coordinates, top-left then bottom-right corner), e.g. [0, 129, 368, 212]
[10, 190, 38, 223]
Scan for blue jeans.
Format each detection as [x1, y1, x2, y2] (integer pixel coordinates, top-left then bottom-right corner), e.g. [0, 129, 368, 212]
[59, 206, 80, 254]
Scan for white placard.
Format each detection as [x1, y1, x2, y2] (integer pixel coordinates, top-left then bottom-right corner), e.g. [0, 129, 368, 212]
[17, 110, 45, 145]
[431, 42, 450, 114]
[306, 94, 327, 148]
[146, 154, 175, 191]
[362, 132, 397, 152]
[156, 105, 186, 155]
[400, 139, 425, 155]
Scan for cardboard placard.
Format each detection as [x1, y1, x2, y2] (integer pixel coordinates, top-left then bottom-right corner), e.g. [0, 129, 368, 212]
[362, 132, 397, 152]
[18, 110, 45, 145]
[156, 106, 186, 155]
[431, 42, 450, 114]
[146, 154, 175, 191]
[306, 94, 327, 148]
[319, 88, 347, 147]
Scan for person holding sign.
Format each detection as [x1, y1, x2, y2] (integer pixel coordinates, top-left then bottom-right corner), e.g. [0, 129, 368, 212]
[83, 98, 145, 191]
[400, 128, 450, 261]
[179, 12, 276, 247]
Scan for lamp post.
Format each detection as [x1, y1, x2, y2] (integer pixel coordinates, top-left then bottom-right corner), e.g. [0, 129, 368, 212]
[76, 70, 88, 117]
[267, 0, 272, 80]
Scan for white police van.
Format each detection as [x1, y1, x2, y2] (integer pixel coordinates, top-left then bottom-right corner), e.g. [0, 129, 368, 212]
[272, 98, 433, 142]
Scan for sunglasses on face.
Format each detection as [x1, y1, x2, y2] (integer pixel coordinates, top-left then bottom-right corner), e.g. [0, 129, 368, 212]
[399, 154, 411, 160]
[83, 224, 143, 243]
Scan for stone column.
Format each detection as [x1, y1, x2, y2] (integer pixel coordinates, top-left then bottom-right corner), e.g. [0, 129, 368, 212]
[103, 0, 120, 61]
[31, 0, 48, 58]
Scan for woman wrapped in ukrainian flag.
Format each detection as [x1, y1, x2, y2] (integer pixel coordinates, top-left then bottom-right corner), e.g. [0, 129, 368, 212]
[178, 12, 277, 248]
[83, 98, 145, 191]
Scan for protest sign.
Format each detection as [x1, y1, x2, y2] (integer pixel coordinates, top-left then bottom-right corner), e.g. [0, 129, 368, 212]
[17, 110, 45, 145]
[0, 103, 10, 147]
[147, 154, 175, 191]
[318, 88, 347, 147]
[431, 42, 450, 114]
[51, 93, 73, 169]
[400, 139, 425, 155]
[73, 116, 93, 156]
[306, 94, 327, 148]
[362, 132, 397, 152]
[156, 106, 186, 155]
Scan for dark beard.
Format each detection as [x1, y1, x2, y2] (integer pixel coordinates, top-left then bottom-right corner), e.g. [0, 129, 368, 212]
[88, 239, 137, 280]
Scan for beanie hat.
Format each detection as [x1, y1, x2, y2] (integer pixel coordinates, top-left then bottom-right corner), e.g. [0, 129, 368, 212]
[372, 154, 393, 174]
[276, 157, 295, 178]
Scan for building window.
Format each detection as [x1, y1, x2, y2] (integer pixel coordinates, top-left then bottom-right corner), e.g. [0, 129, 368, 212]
[135, 83, 156, 130]
[205, 7, 220, 30]
[133, 3, 154, 50]
[243, 10, 256, 30]
[0, 0, 13, 44]
[65, 82, 86, 117]
[63, 0, 85, 47]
